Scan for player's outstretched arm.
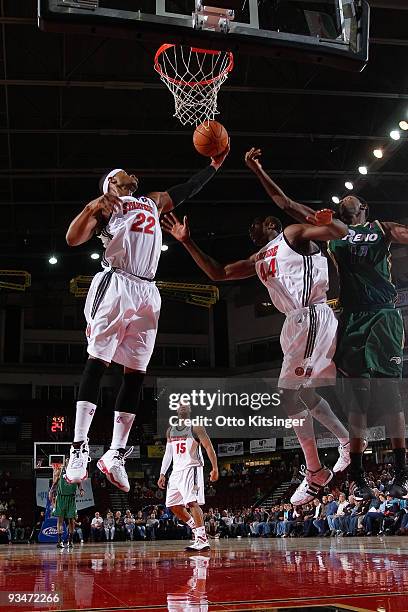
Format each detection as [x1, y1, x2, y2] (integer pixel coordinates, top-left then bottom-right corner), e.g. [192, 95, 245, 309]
[285, 209, 348, 243]
[381, 222, 408, 244]
[161, 212, 256, 281]
[193, 426, 219, 483]
[157, 428, 172, 489]
[66, 194, 121, 246]
[245, 148, 316, 223]
[149, 143, 230, 216]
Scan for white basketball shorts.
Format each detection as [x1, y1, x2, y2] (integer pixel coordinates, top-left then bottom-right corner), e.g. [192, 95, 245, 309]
[279, 303, 337, 389]
[84, 268, 161, 371]
[166, 466, 205, 508]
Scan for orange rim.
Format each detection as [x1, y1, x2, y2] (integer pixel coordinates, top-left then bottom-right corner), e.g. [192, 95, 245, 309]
[154, 44, 234, 87]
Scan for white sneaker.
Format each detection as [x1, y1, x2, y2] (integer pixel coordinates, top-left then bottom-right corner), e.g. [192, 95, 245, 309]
[97, 447, 133, 492]
[185, 537, 210, 552]
[290, 465, 333, 506]
[333, 439, 368, 473]
[66, 439, 90, 483]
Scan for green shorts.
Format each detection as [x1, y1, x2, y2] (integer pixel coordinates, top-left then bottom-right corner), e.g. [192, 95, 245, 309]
[52, 494, 77, 519]
[335, 307, 404, 378]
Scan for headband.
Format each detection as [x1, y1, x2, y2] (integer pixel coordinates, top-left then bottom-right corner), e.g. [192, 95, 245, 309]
[102, 168, 124, 195]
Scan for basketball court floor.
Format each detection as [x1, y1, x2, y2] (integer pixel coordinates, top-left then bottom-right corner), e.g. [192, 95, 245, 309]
[1, 538, 407, 612]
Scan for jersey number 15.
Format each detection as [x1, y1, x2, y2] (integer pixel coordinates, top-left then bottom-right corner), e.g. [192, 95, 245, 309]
[175, 442, 186, 454]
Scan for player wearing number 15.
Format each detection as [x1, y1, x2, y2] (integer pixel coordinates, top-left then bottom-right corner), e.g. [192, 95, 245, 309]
[65, 150, 229, 493]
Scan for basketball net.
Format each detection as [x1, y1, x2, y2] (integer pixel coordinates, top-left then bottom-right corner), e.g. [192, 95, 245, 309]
[154, 44, 234, 126]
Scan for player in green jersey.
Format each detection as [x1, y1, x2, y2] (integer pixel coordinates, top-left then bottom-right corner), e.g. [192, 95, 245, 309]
[245, 148, 408, 501]
[50, 461, 84, 549]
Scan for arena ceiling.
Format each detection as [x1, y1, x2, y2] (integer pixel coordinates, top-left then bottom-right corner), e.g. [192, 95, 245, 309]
[1, 0, 408, 284]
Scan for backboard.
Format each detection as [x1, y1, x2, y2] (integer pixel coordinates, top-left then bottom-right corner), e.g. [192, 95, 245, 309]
[38, 0, 369, 72]
[33, 441, 71, 471]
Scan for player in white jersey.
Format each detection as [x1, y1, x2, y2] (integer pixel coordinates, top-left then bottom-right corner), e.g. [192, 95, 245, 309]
[64, 148, 229, 492]
[162, 176, 351, 505]
[158, 404, 218, 552]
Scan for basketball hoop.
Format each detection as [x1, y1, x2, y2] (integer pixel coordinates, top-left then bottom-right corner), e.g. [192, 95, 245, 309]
[154, 44, 234, 126]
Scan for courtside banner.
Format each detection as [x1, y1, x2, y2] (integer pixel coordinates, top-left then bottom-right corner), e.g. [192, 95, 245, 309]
[218, 442, 244, 457]
[250, 438, 276, 454]
[36, 478, 50, 508]
[148, 444, 166, 458]
[316, 437, 338, 448]
[283, 437, 301, 449]
[75, 478, 94, 510]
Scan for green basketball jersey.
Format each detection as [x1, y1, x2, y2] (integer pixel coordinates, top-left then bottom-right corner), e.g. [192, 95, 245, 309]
[328, 220, 397, 310]
[57, 469, 77, 496]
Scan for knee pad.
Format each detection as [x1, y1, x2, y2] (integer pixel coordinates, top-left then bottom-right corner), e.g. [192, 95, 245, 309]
[77, 358, 107, 404]
[115, 372, 145, 415]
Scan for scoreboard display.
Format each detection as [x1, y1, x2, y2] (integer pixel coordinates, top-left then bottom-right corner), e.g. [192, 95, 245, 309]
[47, 415, 67, 435]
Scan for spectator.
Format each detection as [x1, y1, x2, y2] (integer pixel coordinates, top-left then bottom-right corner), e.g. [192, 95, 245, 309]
[326, 494, 339, 536]
[13, 518, 26, 542]
[135, 511, 147, 540]
[114, 511, 125, 541]
[124, 510, 136, 541]
[146, 513, 159, 540]
[313, 496, 328, 536]
[333, 493, 349, 536]
[29, 511, 45, 544]
[74, 517, 84, 543]
[91, 512, 104, 542]
[104, 512, 115, 542]
[0, 514, 11, 544]
[363, 493, 386, 536]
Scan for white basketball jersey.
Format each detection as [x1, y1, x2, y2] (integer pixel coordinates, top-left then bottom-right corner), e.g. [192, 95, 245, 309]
[98, 195, 162, 279]
[169, 425, 204, 473]
[254, 232, 329, 314]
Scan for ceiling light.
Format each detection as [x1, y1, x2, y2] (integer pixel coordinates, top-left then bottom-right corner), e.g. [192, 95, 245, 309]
[345, 181, 353, 190]
[161, 244, 169, 252]
[331, 196, 340, 205]
[390, 130, 400, 141]
[399, 121, 408, 131]
[373, 149, 383, 159]
[49, 256, 58, 265]
[91, 253, 100, 260]
[358, 166, 368, 175]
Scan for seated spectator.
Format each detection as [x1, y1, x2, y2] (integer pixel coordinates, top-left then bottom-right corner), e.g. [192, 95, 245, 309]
[135, 511, 147, 540]
[74, 517, 84, 543]
[146, 513, 159, 540]
[13, 518, 26, 542]
[0, 514, 11, 544]
[325, 494, 339, 536]
[104, 512, 115, 541]
[313, 496, 328, 536]
[276, 504, 295, 538]
[124, 510, 136, 541]
[363, 493, 386, 536]
[91, 512, 104, 542]
[302, 504, 316, 537]
[333, 493, 349, 536]
[29, 511, 45, 544]
[114, 511, 125, 541]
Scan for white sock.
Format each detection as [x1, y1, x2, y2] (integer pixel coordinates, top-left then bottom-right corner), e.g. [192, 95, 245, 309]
[292, 409, 321, 472]
[186, 517, 196, 530]
[195, 526, 207, 539]
[110, 411, 135, 450]
[310, 398, 349, 446]
[74, 401, 96, 442]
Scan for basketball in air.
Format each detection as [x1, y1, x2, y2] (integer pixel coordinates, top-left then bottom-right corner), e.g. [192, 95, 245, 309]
[193, 121, 229, 157]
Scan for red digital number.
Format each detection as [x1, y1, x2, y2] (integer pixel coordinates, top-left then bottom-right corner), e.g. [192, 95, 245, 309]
[131, 212, 156, 234]
[51, 422, 63, 433]
[175, 442, 186, 454]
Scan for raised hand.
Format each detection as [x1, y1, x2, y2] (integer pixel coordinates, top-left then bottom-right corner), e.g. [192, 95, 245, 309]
[306, 209, 334, 226]
[211, 138, 230, 170]
[88, 194, 121, 220]
[161, 212, 191, 243]
[245, 147, 263, 173]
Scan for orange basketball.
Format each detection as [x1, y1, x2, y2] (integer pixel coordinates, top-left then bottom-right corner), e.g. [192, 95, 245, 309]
[193, 121, 229, 157]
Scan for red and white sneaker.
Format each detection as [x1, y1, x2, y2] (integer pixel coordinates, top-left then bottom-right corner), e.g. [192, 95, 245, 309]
[97, 447, 133, 492]
[66, 439, 90, 483]
[185, 537, 210, 552]
[290, 465, 333, 506]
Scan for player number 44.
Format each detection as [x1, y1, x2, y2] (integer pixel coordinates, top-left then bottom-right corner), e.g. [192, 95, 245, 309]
[131, 212, 155, 234]
[259, 258, 277, 282]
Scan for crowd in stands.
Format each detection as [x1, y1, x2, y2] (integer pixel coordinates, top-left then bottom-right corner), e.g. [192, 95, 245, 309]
[3, 460, 408, 544]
